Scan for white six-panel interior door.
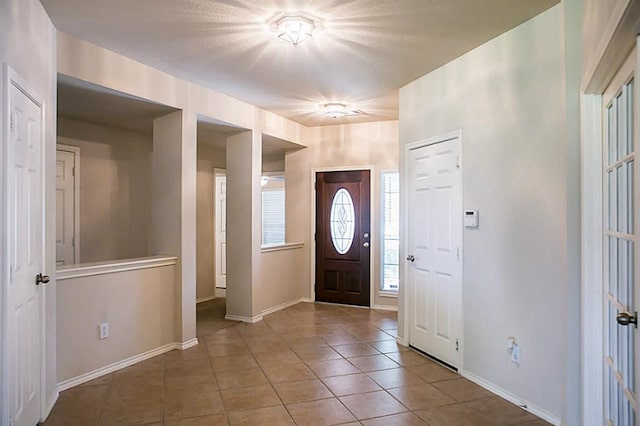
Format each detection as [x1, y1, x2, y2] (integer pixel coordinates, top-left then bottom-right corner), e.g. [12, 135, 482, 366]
[5, 66, 45, 426]
[407, 134, 462, 368]
[55, 147, 78, 266]
[602, 48, 639, 426]
[215, 171, 227, 291]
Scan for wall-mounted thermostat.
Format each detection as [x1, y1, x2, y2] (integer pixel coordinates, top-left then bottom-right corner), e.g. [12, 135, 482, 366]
[464, 210, 479, 228]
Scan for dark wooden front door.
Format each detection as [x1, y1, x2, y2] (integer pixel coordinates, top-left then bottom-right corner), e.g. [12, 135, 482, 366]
[315, 170, 371, 306]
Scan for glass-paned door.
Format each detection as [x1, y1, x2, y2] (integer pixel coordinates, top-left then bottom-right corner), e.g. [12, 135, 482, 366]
[603, 49, 638, 426]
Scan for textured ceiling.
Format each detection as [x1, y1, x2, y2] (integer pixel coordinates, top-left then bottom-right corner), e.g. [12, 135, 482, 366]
[43, 0, 558, 126]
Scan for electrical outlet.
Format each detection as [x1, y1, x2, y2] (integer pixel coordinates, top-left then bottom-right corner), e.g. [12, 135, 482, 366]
[99, 323, 109, 340]
[511, 343, 520, 365]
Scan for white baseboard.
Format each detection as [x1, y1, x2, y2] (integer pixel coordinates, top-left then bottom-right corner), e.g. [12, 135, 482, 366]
[301, 297, 314, 303]
[215, 287, 227, 298]
[460, 370, 561, 426]
[260, 297, 304, 317]
[225, 313, 263, 323]
[396, 337, 408, 347]
[372, 304, 398, 312]
[224, 297, 306, 323]
[196, 296, 215, 304]
[42, 389, 59, 421]
[179, 338, 199, 350]
[57, 340, 199, 392]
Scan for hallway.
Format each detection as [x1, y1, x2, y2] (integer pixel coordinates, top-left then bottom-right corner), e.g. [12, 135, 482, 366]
[43, 301, 548, 425]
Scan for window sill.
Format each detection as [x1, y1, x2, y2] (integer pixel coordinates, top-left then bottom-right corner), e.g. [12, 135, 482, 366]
[261, 242, 304, 253]
[56, 255, 178, 280]
[378, 290, 399, 298]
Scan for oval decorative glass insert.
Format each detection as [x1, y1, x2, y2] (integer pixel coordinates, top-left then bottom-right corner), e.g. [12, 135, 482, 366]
[330, 188, 356, 254]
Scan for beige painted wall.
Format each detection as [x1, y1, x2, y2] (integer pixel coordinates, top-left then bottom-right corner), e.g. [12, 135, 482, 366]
[563, 0, 583, 423]
[400, 5, 568, 421]
[58, 33, 307, 334]
[152, 110, 198, 343]
[57, 32, 304, 145]
[196, 144, 225, 301]
[287, 121, 399, 309]
[56, 264, 176, 382]
[0, 0, 58, 409]
[226, 131, 263, 319]
[259, 247, 306, 312]
[58, 117, 153, 263]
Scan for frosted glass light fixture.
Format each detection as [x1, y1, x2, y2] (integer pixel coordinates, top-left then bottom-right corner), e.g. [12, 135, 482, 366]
[324, 103, 348, 118]
[277, 16, 314, 46]
[324, 103, 362, 118]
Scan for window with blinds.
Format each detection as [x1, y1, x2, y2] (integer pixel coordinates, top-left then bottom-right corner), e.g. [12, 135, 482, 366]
[262, 177, 286, 245]
[381, 172, 399, 292]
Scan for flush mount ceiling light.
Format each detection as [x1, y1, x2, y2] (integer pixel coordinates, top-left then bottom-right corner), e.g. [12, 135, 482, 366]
[276, 16, 314, 46]
[323, 103, 363, 118]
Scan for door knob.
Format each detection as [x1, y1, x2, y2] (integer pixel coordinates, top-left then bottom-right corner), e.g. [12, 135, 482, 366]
[363, 242, 370, 248]
[363, 233, 369, 239]
[406, 255, 415, 262]
[616, 311, 638, 328]
[35, 273, 50, 285]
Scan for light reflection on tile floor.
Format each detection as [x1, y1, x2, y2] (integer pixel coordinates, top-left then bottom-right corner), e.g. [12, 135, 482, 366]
[41, 299, 550, 425]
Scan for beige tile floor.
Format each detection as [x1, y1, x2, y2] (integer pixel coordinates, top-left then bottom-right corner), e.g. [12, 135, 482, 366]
[42, 300, 550, 425]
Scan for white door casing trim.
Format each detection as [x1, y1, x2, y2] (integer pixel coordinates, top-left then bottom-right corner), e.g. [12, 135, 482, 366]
[2, 63, 48, 424]
[56, 144, 80, 265]
[310, 165, 376, 308]
[402, 129, 464, 371]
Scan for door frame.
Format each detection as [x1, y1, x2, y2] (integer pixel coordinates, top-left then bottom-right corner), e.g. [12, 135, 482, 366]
[56, 144, 80, 265]
[2, 64, 49, 423]
[581, 5, 640, 419]
[401, 130, 464, 370]
[310, 165, 375, 308]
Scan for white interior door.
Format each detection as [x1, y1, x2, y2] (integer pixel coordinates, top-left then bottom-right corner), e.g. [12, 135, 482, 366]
[407, 135, 462, 368]
[602, 48, 638, 426]
[56, 148, 77, 266]
[215, 172, 227, 290]
[6, 69, 44, 426]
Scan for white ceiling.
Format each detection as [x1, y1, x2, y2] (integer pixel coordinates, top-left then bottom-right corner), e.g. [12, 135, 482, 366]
[42, 0, 558, 126]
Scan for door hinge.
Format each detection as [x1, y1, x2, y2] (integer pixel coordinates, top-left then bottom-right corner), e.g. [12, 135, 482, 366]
[10, 114, 15, 131]
[72, 236, 75, 247]
[9, 266, 13, 283]
[456, 339, 459, 351]
[456, 156, 460, 169]
[72, 166, 76, 177]
[457, 247, 460, 261]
